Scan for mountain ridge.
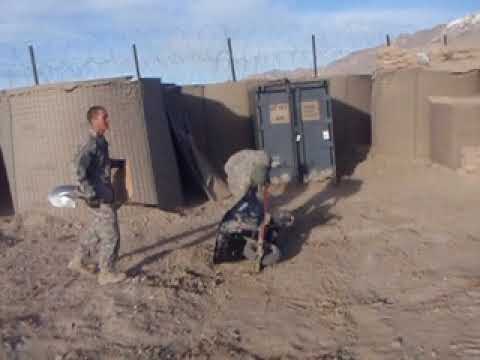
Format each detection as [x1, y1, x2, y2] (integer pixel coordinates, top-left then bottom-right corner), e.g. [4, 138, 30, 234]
[248, 11, 480, 79]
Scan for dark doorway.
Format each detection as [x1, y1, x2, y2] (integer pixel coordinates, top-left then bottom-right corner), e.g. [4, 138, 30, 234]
[0, 148, 14, 216]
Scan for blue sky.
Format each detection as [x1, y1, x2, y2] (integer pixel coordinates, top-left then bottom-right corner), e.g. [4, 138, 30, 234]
[0, 0, 478, 88]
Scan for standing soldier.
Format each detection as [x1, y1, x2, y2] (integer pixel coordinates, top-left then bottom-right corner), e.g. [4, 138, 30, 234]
[69, 105, 126, 285]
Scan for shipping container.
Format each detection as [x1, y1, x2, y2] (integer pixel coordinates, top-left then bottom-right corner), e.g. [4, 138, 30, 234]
[255, 80, 336, 184]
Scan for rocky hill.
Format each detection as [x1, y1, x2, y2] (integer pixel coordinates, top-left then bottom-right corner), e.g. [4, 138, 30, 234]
[250, 11, 480, 79]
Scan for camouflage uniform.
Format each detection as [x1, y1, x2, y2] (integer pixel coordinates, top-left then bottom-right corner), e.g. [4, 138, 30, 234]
[213, 186, 264, 263]
[224, 150, 270, 199]
[73, 132, 122, 271]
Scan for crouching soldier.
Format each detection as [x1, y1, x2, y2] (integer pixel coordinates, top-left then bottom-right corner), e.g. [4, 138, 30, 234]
[213, 150, 277, 267]
[68, 105, 126, 286]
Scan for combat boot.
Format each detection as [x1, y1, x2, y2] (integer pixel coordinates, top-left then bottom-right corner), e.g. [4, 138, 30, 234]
[68, 255, 96, 277]
[97, 270, 126, 286]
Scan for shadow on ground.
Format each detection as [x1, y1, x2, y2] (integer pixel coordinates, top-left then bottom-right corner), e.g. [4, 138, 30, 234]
[122, 222, 218, 277]
[121, 178, 362, 276]
[281, 178, 363, 262]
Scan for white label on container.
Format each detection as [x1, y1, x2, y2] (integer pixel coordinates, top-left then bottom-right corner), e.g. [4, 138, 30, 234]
[301, 100, 321, 121]
[269, 103, 290, 124]
[322, 130, 330, 140]
[271, 155, 281, 168]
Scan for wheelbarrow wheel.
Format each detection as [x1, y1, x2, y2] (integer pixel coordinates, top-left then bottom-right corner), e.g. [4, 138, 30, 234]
[243, 239, 281, 266]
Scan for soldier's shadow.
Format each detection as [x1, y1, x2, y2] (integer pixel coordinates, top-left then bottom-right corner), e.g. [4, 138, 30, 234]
[279, 178, 362, 262]
[122, 222, 218, 277]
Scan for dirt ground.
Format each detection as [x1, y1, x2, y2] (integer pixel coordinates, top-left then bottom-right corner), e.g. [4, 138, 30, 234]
[2, 156, 480, 360]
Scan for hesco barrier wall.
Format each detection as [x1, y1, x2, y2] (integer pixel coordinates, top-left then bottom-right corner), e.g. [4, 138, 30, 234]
[172, 77, 373, 177]
[163, 85, 208, 155]
[429, 96, 480, 170]
[329, 75, 372, 159]
[0, 91, 15, 214]
[174, 81, 255, 173]
[1, 77, 183, 216]
[372, 69, 480, 160]
[204, 82, 255, 170]
[180, 85, 208, 154]
[330, 75, 372, 115]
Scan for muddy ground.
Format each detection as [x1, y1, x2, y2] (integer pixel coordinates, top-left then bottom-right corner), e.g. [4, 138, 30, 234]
[2, 157, 480, 360]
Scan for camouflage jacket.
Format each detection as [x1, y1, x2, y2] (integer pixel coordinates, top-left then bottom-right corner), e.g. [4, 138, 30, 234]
[73, 132, 122, 203]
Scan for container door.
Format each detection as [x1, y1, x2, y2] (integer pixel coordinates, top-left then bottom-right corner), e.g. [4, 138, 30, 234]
[295, 84, 336, 182]
[256, 89, 299, 184]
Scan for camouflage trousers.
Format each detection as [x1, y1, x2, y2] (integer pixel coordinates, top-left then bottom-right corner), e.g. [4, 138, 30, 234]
[77, 203, 120, 271]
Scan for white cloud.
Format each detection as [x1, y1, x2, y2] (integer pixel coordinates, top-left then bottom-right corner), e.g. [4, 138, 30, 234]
[0, 1, 452, 44]
[0, 0, 471, 87]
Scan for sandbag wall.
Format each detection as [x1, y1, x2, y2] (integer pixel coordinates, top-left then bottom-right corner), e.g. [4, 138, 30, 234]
[372, 69, 480, 160]
[0, 77, 183, 217]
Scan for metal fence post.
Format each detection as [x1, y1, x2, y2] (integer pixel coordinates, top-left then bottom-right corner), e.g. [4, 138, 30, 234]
[386, 34, 391, 47]
[28, 45, 39, 85]
[227, 37, 237, 82]
[132, 44, 141, 79]
[312, 34, 318, 78]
